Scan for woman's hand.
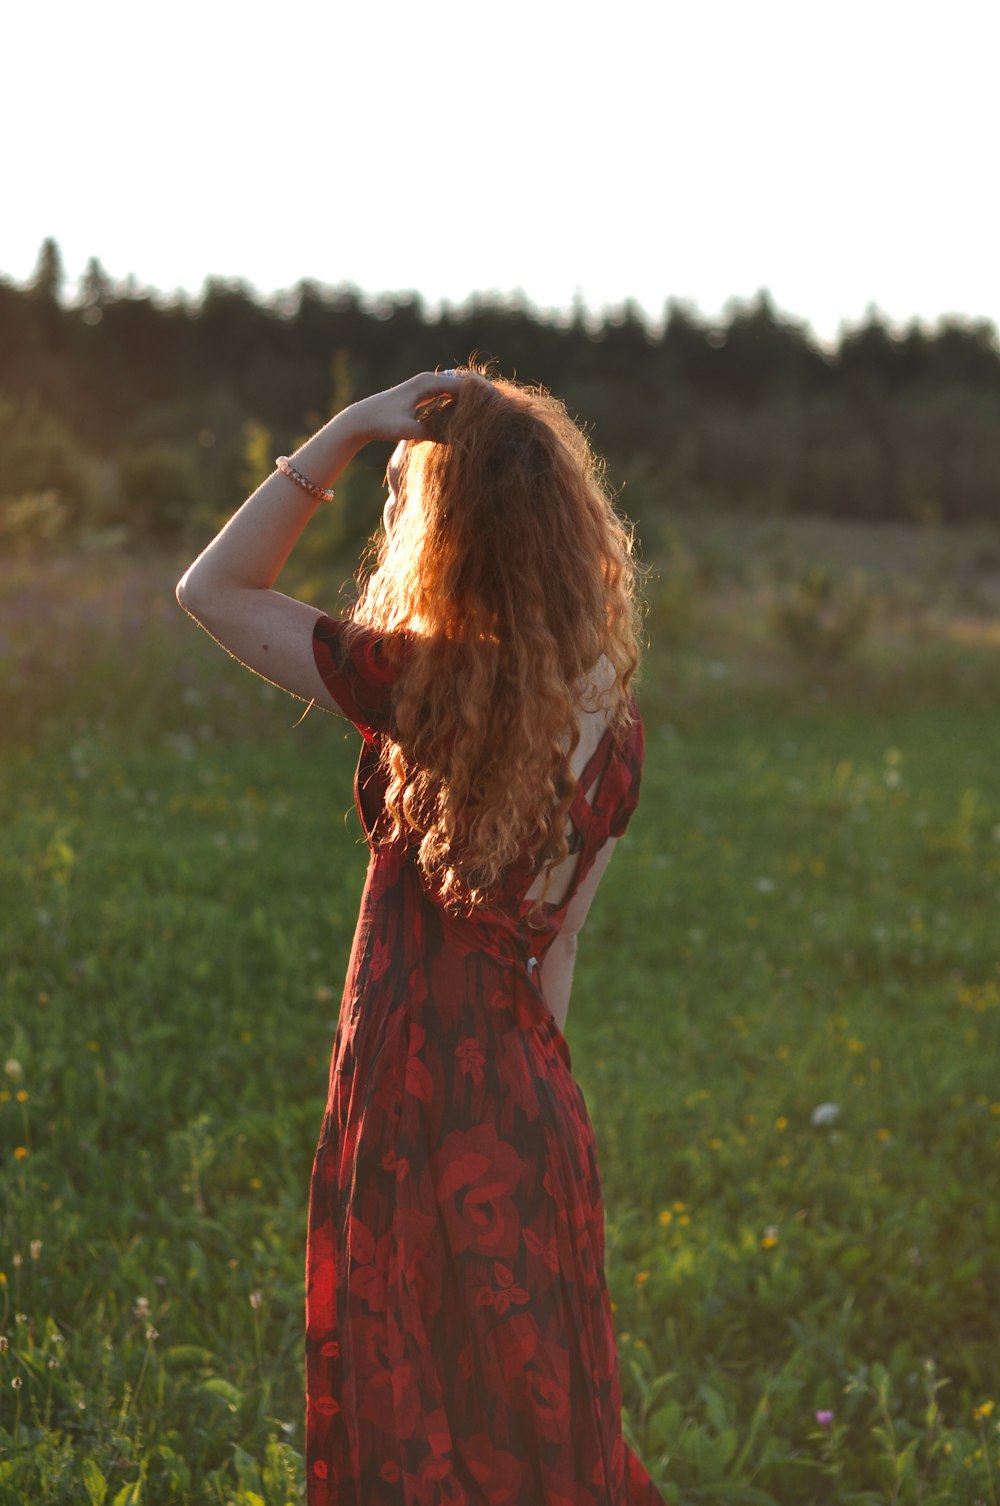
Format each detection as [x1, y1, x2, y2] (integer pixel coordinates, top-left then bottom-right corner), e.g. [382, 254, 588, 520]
[346, 370, 466, 444]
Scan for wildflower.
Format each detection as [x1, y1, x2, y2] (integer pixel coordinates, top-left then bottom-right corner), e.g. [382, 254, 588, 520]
[972, 1399, 996, 1422]
[634, 1271, 649, 1286]
[0, 1275, 6, 1287]
[47, 1358, 58, 1369]
[847, 1039, 865, 1054]
[240, 1030, 253, 1043]
[15, 1090, 28, 1103]
[815, 1410, 834, 1426]
[0, 1336, 7, 1352]
[707, 1137, 723, 1149]
[11, 1377, 22, 1390]
[672, 1200, 687, 1212]
[876, 1128, 892, 1142]
[754, 877, 775, 894]
[658, 1210, 673, 1227]
[145, 1327, 159, 1342]
[678, 1214, 691, 1226]
[12, 1254, 22, 1268]
[249, 1290, 263, 1310]
[761, 1227, 779, 1249]
[132, 1297, 151, 1319]
[775, 1117, 788, 1131]
[29, 1241, 41, 1261]
[811, 1102, 840, 1127]
[13, 1147, 28, 1161]
[4, 1060, 23, 1081]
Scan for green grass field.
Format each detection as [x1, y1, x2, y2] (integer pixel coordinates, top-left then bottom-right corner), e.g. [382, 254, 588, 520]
[1, 531, 999, 1505]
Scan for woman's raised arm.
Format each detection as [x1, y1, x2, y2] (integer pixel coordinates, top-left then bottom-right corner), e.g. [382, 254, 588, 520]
[175, 371, 463, 708]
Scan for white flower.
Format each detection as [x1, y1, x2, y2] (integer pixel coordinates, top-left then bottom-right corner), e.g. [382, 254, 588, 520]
[811, 1102, 841, 1127]
[754, 877, 775, 893]
[4, 1060, 23, 1081]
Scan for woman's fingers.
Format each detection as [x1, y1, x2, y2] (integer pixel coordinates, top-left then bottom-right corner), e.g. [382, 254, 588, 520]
[413, 370, 465, 405]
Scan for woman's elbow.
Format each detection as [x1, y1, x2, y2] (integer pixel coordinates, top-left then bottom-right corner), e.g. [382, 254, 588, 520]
[176, 565, 208, 614]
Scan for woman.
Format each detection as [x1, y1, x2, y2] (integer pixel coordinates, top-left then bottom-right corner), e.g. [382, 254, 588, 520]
[177, 365, 661, 1505]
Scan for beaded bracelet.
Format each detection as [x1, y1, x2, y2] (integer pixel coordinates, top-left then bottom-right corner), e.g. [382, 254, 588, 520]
[274, 455, 336, 503]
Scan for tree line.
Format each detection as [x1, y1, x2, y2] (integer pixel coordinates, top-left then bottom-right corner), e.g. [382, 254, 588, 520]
[2, 237, 1000, 550]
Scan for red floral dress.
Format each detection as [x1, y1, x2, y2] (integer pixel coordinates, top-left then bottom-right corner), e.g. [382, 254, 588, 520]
[305, 615, 661, 1506]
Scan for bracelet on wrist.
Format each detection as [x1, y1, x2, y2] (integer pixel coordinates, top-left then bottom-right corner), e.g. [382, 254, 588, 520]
[274, 455, 336, 503]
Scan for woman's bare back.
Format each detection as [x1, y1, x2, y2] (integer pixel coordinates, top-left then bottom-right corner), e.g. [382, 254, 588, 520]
[521, 655, 619, 912]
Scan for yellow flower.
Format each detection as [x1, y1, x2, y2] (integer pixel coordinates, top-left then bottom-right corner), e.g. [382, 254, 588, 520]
[775, 1045, 790, 1061]
[973, 1400, 996, 1422]
[990, 1103, 1000, 1117]
[847, 1038, 865, 1054]
[876, 1128, 892, 1142]
[678, 1214, 691, 1226]
[86, 1040, 100, 1052]
[240, 1030, 253, 1043]
[707, 1137, 722, 1149]
[13, 1147, 28, 1161]
[673, 1200, 687, 1212]
[658, 1210, 673, 1227]
[611, 1300, 617, 1312]
[16, 1091, 28, 1103]
[775, 1117, 788, 1131]
[0, 1092, 9, 1104]
[761, 1233, 779, 1249]
[0, 1272, 7, 1285]
[634, 1271, 649, 1286]
[776, 1154, 791, 1167]
[809, 857, 826, 876]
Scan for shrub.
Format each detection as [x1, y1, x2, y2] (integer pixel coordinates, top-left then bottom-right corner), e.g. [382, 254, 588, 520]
[768, 564, 872, 667]
[117, 444, 201, 541]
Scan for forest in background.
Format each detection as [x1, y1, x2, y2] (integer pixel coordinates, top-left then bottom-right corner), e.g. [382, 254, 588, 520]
[2, 237, 1000, 551]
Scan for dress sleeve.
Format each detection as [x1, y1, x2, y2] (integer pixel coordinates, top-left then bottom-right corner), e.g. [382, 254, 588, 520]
[607, 701, 645, 838]
[311, 614, 409, 744]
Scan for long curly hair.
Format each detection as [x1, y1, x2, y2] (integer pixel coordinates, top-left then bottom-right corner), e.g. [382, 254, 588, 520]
[345, 362, 645, 916]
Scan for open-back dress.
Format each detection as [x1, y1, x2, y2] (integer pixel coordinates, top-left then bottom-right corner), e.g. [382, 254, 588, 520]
[304, 614, 662, 1506]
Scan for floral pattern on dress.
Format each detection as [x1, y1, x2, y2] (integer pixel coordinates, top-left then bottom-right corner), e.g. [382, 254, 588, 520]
[305, 614, 660, 1506]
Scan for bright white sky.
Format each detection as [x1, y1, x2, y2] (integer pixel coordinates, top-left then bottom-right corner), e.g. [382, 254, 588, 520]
[4, 0, 997, 355]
